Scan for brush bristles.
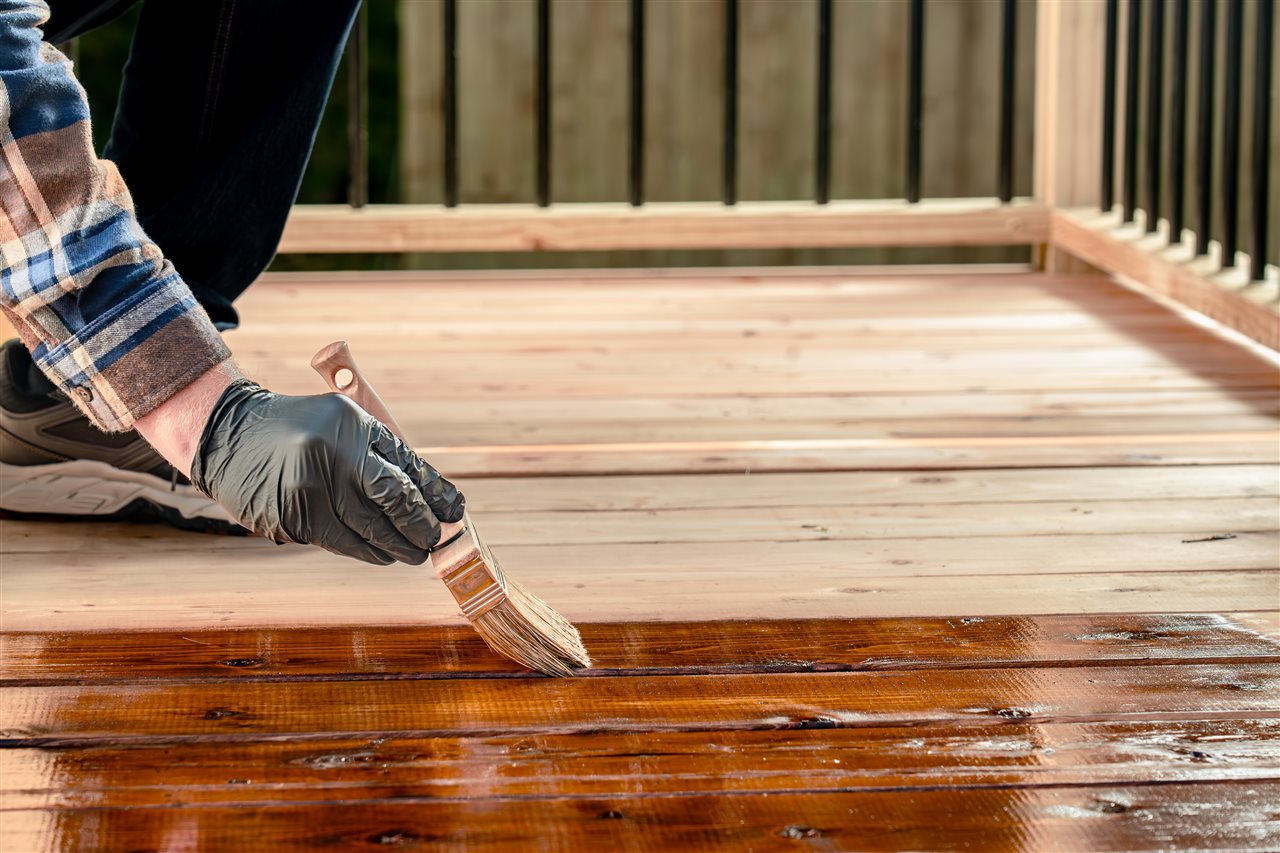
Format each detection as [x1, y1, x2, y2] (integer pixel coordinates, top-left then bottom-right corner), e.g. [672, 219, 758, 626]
[472, 550, 591, 677]
[436, 515, 591, 676]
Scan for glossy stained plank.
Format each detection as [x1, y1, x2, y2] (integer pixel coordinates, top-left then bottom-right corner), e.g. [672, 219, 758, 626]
[4, 613, 1278, 685]
[5, 662, 1279, 744]
[3, 782, 1278, 852]
[5, 719, 1279, 809]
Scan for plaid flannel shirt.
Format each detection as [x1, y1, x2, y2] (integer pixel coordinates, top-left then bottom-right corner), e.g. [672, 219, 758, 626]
[0, 1, 229, 432]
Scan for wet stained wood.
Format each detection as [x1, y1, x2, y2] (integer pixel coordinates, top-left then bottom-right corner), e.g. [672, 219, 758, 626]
[4, 719, 1279, 809]
[3, 782, 1278, 852]
[4, 613, 1278, 685]
[5, 662, 1279, 745]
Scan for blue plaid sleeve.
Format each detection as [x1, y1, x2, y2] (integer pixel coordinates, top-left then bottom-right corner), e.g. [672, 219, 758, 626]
[0, 1, 230, 431]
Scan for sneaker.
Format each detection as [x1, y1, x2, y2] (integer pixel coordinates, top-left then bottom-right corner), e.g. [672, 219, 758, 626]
[0, 339, 244, 533]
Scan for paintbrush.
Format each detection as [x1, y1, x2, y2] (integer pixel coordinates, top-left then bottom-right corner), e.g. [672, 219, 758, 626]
[311, 341, 590, 677]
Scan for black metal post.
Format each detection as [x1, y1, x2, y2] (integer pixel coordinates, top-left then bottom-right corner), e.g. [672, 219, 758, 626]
[1102, 0, 1118, 211]
[536, 0, 551, 207]
[1122, 0, 1142, 222]
[1194, 0, 1216, 254]
[997, 0, 1016, 203]
[1168, 0, 1188, 241]
[1249, 0, 1274, 280]
[443, 0, 459, 207]
[1221, 0, 1242, 265]
[906, 0, 924, 203]
[723, 0, 738, 205]
[816, 0, 833, 204]
[629, 0, 645, 207]
[1144, 0, 1164, 233]
[346, 4, 368, 209]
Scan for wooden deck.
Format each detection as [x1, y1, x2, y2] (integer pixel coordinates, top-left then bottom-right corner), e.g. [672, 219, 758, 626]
[2, 267, 1278, 850]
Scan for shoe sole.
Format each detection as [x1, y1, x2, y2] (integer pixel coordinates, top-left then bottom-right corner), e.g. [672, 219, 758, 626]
[0, 459, 247, 535]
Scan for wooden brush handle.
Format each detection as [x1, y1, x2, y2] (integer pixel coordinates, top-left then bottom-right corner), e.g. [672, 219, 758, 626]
[310, 341, 408, 439]
[311, 340, 465, 545]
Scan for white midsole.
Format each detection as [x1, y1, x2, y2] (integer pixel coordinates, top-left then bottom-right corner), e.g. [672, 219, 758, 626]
[0, 459, 232, 521]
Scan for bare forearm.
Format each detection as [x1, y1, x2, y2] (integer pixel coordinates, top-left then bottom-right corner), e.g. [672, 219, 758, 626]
[134, 361, 242, 477]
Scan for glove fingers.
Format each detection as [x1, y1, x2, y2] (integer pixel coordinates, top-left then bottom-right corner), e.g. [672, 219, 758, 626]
[354, 503, 432, 565]
[318, 522, 399, 566]
[354, 456, 440, 558]
[371, 427, 466, 523]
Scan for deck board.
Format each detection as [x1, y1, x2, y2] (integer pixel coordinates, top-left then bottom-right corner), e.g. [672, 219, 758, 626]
[7, 720, 1280, 809]
[5, 613, 1278, 684]
[2, 268, 1277, 850]
[4, 784, 1279, 852]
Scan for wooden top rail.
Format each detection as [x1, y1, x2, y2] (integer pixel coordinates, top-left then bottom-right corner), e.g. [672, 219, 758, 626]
[277, 199, 1050, 254]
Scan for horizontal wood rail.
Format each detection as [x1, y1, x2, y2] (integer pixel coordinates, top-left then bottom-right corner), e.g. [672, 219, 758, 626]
[1052, 208, 1280, 351]
[277, 199, 1050, 254]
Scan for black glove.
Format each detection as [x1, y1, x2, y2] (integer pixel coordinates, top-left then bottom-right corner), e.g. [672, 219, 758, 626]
[190, 380, 464, 565]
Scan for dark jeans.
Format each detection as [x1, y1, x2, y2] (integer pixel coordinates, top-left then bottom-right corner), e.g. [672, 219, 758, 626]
[45, 0, 361, 330]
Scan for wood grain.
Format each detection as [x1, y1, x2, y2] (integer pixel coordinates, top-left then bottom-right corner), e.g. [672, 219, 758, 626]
[5, 662, 1278, 744]
[4, 536, 1275, 630]
[3, 782, 1277, 852]
[6, 719, 1278, 809]
[4, 613, 1277, 685]
[277, 199, 1052, 253]
[1052, 209, 1280, 349]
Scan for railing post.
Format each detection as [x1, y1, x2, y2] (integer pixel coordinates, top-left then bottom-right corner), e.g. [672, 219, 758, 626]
[1033, 0, 1107, 271]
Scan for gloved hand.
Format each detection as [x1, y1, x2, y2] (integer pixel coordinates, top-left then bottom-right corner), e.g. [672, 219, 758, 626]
[190, 379, 464, 565]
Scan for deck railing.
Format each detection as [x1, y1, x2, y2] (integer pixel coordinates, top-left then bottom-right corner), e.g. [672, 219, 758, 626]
[284, 0, 1275, 349]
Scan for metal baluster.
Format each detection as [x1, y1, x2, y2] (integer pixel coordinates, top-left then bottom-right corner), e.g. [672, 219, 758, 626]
[1249, 0, 1274, 280]
[1122, 0, 1142, 223]
[1221, 0, 1242, 266]
[536, 0, 551, 207]
[1168, 0, 1188, 242]
[1102, 0, 1119, 211]
[629, 0, 645, 207]
[906, 0, 924, 203]
[346, 4, 368, 209]
[723, 0, 739, 205]
[1194, 0, 1217, 254]
[816, 0, 833, 205]
[1144, 0, 1164, 233]
[997, 0, 1017, 203]
[443, 0, 459, 208]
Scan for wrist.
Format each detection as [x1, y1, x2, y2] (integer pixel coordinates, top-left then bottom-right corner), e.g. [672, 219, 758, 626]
[134, 360, 242, 477]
